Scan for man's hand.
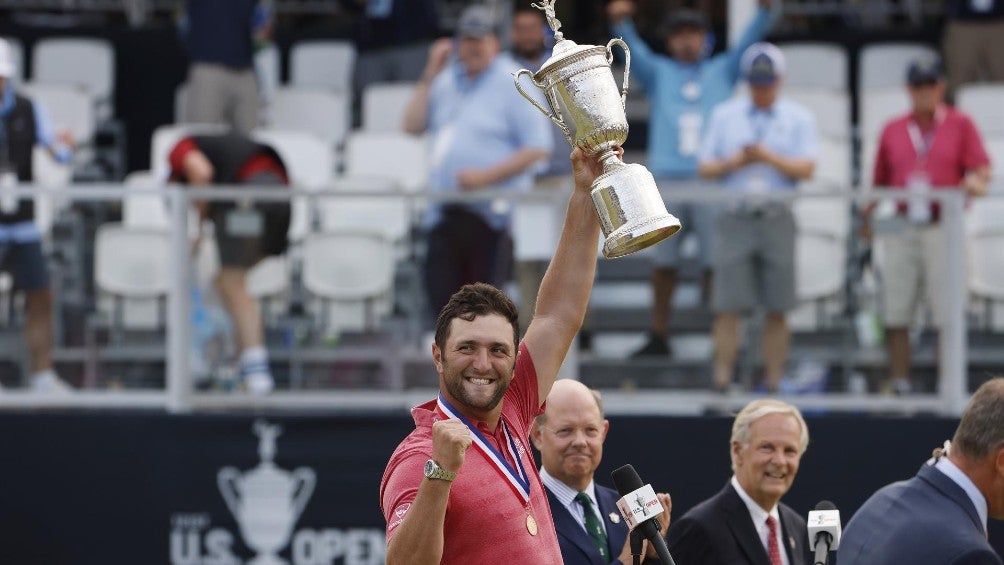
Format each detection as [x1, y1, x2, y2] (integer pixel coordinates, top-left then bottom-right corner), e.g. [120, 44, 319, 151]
[421, 38, 453, 83]
[571, 146, 620, 194]
[456, 168, 493, 190]
[431, 420, 472, 474]
[616, 533, 646, 565]
[962, 169, 989, 197]
[606, 0, 635, 23]
[743, 143, 772, 164]
[645, 492, 672, 558]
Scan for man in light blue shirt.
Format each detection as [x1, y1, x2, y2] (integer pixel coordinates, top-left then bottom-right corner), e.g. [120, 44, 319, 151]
[607, 0, 779, 359]
[839, 377, 1004, 564]
[698, 43, 816, 392]
[403, 5, 552, 320]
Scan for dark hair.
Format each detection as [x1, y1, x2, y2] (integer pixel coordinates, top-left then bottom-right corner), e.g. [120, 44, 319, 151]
[952, 377, 1004, 460]
[513, 5, 545, 21]
[434, 283, 519, 352]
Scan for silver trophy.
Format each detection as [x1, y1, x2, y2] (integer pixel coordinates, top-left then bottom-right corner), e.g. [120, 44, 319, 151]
[218, 420, 316, 565]
[514, 0, 681, 258]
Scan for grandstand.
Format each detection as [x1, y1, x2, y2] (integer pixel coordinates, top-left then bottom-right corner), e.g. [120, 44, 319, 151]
[0, 1, 1001, 563]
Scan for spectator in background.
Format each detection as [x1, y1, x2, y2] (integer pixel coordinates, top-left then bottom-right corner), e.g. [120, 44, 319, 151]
[943, 0, 1004, 102]
[839, 377, 1004, 564]
[665, 399, 810, 565]
[402, 5, 552, 322]
[861, 56, 990, 396]
[698, 43, 816, 393]
[168, 132, 292, 395]
[0, 38, 74, 393]
[531, 379, 671, 564]
[606, 0, 779, 359]
[181, 0, 270, 133]
[348, 0, 440, 124]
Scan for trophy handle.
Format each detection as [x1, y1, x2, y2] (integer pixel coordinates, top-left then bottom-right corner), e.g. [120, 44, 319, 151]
[290, 468, 316, 521]
[217, 467, 243, 518]
[513, 69, 572, 142]
[606, 38, 631, 111]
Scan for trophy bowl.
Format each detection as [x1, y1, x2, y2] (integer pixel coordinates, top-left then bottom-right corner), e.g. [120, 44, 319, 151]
[514, 0, 681, 258]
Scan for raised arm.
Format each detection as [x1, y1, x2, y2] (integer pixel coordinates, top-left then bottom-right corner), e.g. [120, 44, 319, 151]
[608, 1, 660, 89]
[402, 38, 453, 135]
[521, 147, 608, 403]
[722, 0, 782, 77]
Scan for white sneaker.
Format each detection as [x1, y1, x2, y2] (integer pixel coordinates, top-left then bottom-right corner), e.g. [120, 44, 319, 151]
[243, 370, 274, 395]
[30, 371, 73, 393]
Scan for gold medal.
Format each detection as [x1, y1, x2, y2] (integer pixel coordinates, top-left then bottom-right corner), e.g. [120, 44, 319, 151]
[526, 514, 538, 536]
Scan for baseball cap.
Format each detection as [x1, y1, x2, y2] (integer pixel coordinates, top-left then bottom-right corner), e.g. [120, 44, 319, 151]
[663, 9, 708, 36]
[456, 5, 498, 38]
[0, 39, 15, 78]
[906, 56, 943, 85]
[741, 42, 786, 86]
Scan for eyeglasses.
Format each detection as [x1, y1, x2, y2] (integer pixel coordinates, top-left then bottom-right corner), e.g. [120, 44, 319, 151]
[540, 425, 603, 440]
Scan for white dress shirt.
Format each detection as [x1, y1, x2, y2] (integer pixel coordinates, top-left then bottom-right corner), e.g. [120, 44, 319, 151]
[540, 468, 608, 536]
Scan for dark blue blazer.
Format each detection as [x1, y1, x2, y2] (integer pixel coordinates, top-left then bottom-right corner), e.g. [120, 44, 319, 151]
[544, 482, 630, 565]
[664, 482, 809, 565]
[840, 463, 1002, 565]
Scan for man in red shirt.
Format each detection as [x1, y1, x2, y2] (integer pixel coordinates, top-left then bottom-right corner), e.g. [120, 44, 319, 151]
[379, 146, 608, 564]
[169, 132, 291, 394]
[862, 56, 991, 395]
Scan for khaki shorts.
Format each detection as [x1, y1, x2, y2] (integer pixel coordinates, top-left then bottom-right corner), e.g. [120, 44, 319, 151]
[876, 223, 952, 327]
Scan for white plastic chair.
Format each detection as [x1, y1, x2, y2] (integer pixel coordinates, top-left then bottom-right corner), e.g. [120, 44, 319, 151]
[810, 137, 853, 189]
[122, 170, 170, 229]
[32, 37, 115, 122]
[301, 231, 395, 333]
[786, 88, 851, 141]
[342, 131, 426, 192]
[859, 87, 910, 145]
[318, 177, 409, 243]
[967, 197, 1004, 331]
[361, 81, 416, 132]
[19, 82, 96, 145]
[792, 196, 850, 329]
[858, 42, 938, 93]
[93, 224, 171, 332]
[779, 42, 848, 91]
[956, 83, 1004, 137]
[288, 40, 355, 92]
[149, 123, 229, 180]
[253, 128, 334, 242]
[270, 87, 350, 151]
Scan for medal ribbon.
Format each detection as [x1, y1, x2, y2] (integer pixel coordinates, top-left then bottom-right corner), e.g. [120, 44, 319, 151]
[436, 394, 531, 504]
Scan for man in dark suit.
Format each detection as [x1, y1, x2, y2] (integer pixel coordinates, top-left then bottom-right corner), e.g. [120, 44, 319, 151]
[840, 378, 1004, 564]
[530, 379, 671, 564]
[665, 399, 811, 565]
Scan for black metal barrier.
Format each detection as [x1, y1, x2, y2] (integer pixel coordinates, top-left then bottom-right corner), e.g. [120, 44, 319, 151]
[0, 411, 1000, 564]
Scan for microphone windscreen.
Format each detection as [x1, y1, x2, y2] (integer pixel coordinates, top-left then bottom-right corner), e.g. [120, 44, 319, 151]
[815, 500, 837, 511]
[611, 464, 645, 496]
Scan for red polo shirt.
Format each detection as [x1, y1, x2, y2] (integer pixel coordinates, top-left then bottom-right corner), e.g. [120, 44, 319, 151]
[872, 105, 990, 220]
[379, 342, 561, 564]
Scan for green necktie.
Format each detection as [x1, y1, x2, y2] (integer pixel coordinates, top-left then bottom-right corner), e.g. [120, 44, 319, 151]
[574, 492, 610, 561]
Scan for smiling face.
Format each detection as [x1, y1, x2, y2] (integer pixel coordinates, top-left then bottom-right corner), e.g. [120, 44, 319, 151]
[434, 313, 516, 422]
[731, 413, 803, 511]
[531, 380, 609, 491]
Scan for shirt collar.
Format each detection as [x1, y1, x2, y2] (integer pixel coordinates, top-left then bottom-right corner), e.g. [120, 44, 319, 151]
[540, 467, 597, 509]
[731, 475, 780, 524]
[744, 98, 776, 117]
[935, 457, 989, 533]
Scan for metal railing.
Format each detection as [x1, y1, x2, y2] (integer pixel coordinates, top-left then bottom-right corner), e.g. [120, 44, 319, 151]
[0, 181, 987, 416]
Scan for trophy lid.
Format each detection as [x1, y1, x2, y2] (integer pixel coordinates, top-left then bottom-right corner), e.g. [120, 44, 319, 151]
[536, 37, 604, 77]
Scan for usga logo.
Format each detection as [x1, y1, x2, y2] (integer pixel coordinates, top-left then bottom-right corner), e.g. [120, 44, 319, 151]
[169, 420, 385, 565]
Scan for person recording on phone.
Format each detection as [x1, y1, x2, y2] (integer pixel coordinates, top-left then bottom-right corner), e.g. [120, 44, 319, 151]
[530, 379, 670, 564]
[664, 399, 811, 565]
[839, 377, 1004, 565]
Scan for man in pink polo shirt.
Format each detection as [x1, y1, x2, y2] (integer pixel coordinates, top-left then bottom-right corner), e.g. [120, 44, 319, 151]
[862, 55, 991, 395]
[379, 146, 609, 564]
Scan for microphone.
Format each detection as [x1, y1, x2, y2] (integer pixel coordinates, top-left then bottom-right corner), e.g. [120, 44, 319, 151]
[611, 464, 676, 565]
[807, 500, 841, 565]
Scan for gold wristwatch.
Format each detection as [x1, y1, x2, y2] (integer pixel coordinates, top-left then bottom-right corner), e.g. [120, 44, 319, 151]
[424, 459, 457, 482]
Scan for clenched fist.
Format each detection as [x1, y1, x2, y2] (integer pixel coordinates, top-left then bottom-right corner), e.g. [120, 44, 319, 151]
[432, 419, 473, 474]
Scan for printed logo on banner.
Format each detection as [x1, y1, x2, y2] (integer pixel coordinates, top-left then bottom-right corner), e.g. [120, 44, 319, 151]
[170, 419, 385, 565]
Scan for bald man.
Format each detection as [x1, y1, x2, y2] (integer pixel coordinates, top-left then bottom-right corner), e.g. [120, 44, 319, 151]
[530, 380, 671, 564]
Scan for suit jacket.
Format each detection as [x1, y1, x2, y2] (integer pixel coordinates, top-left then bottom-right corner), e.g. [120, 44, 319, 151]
[664, 482, 809, 565]
[544, 482, 630, 565]
[840, 464, 1002, 565]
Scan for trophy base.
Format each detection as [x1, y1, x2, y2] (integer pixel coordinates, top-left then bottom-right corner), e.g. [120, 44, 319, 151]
[590, 161, 682, 259]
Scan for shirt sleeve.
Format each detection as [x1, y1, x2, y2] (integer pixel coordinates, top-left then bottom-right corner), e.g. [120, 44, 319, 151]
[503, 342, 542, 436]
[722, 4, 781, 78]
[698, 105, 726, 163]
[509, 85, 554, 156]
[168, 137, 198, 177]
[872, 127, 892, 187]
[611, 19, 659, 90]
[32, 102, 72, 165]
[381, 449, 430, 541]
[959, 115, 991, 171]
